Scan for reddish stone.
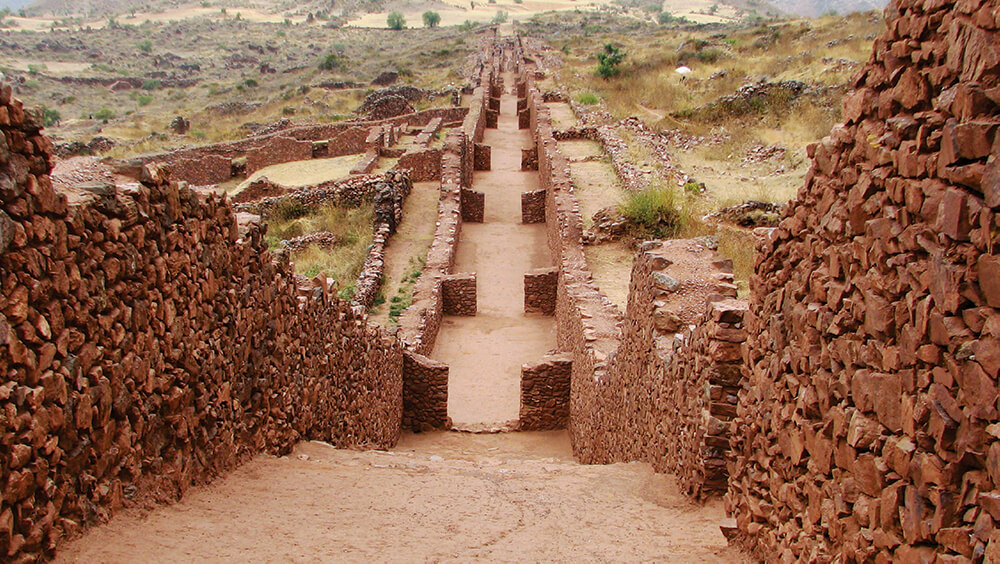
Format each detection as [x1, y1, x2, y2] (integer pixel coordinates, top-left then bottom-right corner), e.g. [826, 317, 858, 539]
[979, 254, 1000, 307]
[938, 188, 971, 240]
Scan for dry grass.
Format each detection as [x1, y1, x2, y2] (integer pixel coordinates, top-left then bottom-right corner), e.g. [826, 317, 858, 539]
[264, 203, 374, 286]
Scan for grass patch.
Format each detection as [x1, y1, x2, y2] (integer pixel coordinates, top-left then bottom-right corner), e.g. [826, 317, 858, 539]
[619, 185, 682, 238]
[387, 255, 425, 323]
[264, 203, 374, 288]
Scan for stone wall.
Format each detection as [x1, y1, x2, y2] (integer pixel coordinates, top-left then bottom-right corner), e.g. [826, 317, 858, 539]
[521, 147, 538, 171]
[521, 189, 546, 223]
[474, 143, 491, 171]
[460, 187, 485, 222]
[234, 174, 393, 216]
[520, 42, 753, 499]
[727, 0, 1000, 560]
[121, 107, 469, 186]
[519, 354, 572, 431]
[396, 148, 442, 182]
[245, 136, 313, 175]
[402, 351, 449, 431]
[524, 267, 558, 315]
[442, 273, 477, 316]
[0, 86, 403, 561]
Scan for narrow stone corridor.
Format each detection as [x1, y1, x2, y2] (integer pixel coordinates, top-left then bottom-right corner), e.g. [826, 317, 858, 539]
[431, 71, 556, 430]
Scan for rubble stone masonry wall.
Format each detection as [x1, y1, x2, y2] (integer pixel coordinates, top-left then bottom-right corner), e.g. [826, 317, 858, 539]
[0, 86, 403, 561]
[725, 0, 1000, 560]
[519, 354, 572, 431]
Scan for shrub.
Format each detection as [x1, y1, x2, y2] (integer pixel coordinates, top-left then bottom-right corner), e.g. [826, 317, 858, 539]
[318, 53, 341, 70]
[40, 107, 61, 126]
[658, 11, 689, 24]
[270, 197, 310, 222]
[137, 93, 153, 106]
[575, 91, 600, 105]
[141, 78, 162, 90]
[137, 39, 152, 52]
[94, 108, 115, 121]
[491, 10, 508, 24]
[596, 43, 625, 79]
[244, 78, 258, 87]
[422, 11, 441, 28]
[27, 63, 46, 75]
[458, 20, 477, 31]
[387, 11, 405, 30]
[619, 187, 682, 237]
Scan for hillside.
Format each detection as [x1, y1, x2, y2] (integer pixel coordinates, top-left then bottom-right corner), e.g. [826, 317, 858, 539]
[763, 0, 887, 16]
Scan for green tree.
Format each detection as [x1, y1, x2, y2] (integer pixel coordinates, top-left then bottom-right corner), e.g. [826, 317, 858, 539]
[596, 43, 625, 78]
[40, 107, 61, 126]
[422, 10, 441, 27]
[387, 11, 405, 30]
[319, 53, 341, 70]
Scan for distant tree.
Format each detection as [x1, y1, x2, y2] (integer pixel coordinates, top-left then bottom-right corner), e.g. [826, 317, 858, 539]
[491, 9, 507, 24]
[387, 11, 405, 30]
[40, 107, 61, 127]
[596, 43, 625, 78]
[422, 10, 441, 28]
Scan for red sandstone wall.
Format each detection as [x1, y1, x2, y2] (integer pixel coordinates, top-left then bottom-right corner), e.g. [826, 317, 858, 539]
[0, 88, 403, 560]
[727, 0, 1000, 560]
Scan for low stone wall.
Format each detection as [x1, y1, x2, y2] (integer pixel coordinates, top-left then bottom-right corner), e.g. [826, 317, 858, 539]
[524, 267, 558, 315]
[245, 136, 313, 175]
[460, 188, 485, 222]
[521, 189, 545, 223]
[0, 87, 403, 561]
[233, 173, 395, 217]
[171, 153, 233, 186]
[442, 273, 477, 316]
[350, 150, 379, 175]
[414, 117, 443, 147]
[474, 143, 491, 170]
[519, 354, 572, 431]
[402, 351, 449, 431]
[396, 148, 442, 182]
[521, 147, 538, 171]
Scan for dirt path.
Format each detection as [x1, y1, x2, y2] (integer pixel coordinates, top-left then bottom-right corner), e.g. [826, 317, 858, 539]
[432, 72, 557, 429]
[56, 432, 744, 563]
[369, 180, 439, 326]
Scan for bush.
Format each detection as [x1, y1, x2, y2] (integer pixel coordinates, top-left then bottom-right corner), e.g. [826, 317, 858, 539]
[387, 11, 405, 30]
[491, 10, 508, 24]
[575, 91, 600, 105]
[658, 11, 689, 24]
[94, 108, 115, 121]
[422, 10, 441, 28]
[318, 53, 341, 70]
[596, 43, 625, 79]
[270, 197, 310, 222]
[27, 63, 46, 75]
[40, 107, 61, 126]
[141, 79, 162, 90]
[244, 78, 258, 87]
[619, 187, 682, 237]
[137, 39, 152, 52]
[458, 20, 477, 31]
[137, 94, 153, 106]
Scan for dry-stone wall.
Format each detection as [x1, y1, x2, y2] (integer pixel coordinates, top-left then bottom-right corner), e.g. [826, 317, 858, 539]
[727, 0, 1000, 560]
[0, 86, 403, 561]
[519, 354, 572, 430]
[524, 267, 558, 315]
[401, 351, 448, 431]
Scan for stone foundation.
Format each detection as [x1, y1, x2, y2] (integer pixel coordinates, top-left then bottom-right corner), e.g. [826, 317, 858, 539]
[521, 146, 538, 171]
[474, 143, 491, 171]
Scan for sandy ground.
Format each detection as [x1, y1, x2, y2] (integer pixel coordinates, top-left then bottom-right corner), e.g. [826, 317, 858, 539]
[584, 241, 634, 312]
[546, 101, 578, 131]
[55, 432, 746, 563]
[235, 155, 363, 190]
[369, 180, 439, 326]
[433, 72, 556, 429]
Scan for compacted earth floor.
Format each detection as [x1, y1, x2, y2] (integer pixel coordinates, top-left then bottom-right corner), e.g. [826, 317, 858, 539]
[56, 432, 744, 562]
